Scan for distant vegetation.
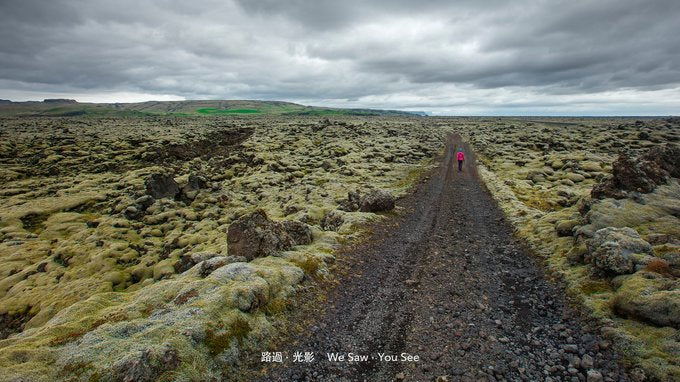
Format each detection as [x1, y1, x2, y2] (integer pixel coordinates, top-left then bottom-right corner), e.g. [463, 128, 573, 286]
[0, 99, 421, 117]
[196, 108, 260, 114]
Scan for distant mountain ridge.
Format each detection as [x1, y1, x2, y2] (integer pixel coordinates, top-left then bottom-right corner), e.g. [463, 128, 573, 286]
[0, 99, 424, 117]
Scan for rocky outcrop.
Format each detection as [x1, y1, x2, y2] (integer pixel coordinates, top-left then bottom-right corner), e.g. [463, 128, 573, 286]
[613, 273, 680, 328]
[158, 128, 253, 161]
[555, 219, 579, 237]
[320, 210, 344, 231]
[173, 252, 220, 273]
[145, 173, 179, 199]
[585, 227, 653, 276]
[0, 312, 33, 340]
[592, 144, 680, 199]
[123, 195, 155, 220]
[198, 256, 247, 277]
[359, 189, 395, 212]
[337, 190, 361, 212]
[180, 174, 207, 201]
[642, 144, 680, 178]
[227, 209, 295, 260]
[282, 220, 313, 245]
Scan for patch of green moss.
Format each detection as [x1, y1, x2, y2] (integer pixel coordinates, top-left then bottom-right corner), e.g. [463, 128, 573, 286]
[580, 280, 613, 295]
[262, 297, 291, 316]
[653, 244, 680, 255]
[205, 317, 251, 356]
[618, 320, 680, 380]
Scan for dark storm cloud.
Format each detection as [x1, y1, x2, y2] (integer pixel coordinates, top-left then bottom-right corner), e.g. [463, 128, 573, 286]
[0, 0, 679, 114]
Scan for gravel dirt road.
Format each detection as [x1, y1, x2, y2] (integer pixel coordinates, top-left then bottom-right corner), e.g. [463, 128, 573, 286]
[247, 134, 629, 382]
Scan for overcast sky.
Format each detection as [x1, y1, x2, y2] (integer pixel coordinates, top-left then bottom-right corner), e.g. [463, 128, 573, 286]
[1, 0, 679, 115]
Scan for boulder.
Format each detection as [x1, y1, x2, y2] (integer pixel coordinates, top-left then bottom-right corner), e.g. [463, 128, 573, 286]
[135, 195, 155, 210]
[586, 370, 604, 382]
[585, 227, 653, 276]
[592, 144, 679, 199]
[282, 220, 313, 245]
[613, 272, 680, 328]
[180, 174, 207, 201]
[360, 189, 395, 212]
[580, 161, 602, 172]
[555, 220, 579, 237]
[591, 176, 627, 199]
[173, 252, 220, 273]
[124, 195, 155, 220]
[209, 262, 256, 284]
[199, 256, 245, 277]
[227, 209, 294, 260]
[145, 173, 179, 199]
[641, 143, 680, 178]
[320, 210, 344, 231]
[337, 190, 361, 212]
[590, 242, 636, 275]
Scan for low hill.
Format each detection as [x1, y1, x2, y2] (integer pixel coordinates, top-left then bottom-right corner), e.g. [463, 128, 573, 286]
[0, 99, 422, 117]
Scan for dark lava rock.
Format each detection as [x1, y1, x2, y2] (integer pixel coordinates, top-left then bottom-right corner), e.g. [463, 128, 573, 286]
[145, 173, 179, 199]
[227, 209, 294, 260]
[337, 190, 361, 212]
[642, 143, 680, 178]
[173, 252, 219, 273]
[180, 174, 207, 201]
[320, 210, 344, 231]
[592, 144, 679, 199]
[282, 220, 313, 245]
[199, 256, 242, 277]
[135, 195, 155, 210]
[158, 128, 253, 162]
[0, 312, 34, 340]
[359, 189, 395, 212]
[124, 195, 156, 220]
[283, 205, 301, 216]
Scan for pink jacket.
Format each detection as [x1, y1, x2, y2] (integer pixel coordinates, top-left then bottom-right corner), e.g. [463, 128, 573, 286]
[457, 152, 465, 161]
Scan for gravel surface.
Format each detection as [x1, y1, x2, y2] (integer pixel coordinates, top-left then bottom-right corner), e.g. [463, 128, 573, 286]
[247, 134, 629, 382]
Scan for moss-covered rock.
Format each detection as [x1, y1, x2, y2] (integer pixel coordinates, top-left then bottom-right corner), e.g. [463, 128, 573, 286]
[613, 272, 680, 328]
[585, 227, 652, 276]
[555, 219, 579, 237]
[227, 209, 294, 260]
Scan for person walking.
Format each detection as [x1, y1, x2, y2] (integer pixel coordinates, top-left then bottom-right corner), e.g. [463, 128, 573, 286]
[456, 148, 465, 171]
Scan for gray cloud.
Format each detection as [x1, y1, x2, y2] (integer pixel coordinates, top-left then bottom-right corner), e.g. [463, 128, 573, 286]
[0, 0, 679, 114]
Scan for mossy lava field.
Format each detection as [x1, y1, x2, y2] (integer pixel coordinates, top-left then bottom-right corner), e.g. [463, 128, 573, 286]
[0, 114, 678, 381]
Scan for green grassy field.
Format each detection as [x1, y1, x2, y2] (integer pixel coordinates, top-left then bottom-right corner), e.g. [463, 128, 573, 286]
[196, 108, 261, 115]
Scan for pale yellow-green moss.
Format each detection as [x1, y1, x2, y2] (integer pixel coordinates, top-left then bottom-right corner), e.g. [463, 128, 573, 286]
[0, 115, 447, 381]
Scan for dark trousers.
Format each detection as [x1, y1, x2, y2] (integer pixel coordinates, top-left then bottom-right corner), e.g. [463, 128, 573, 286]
[458, 160, 463, 171]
